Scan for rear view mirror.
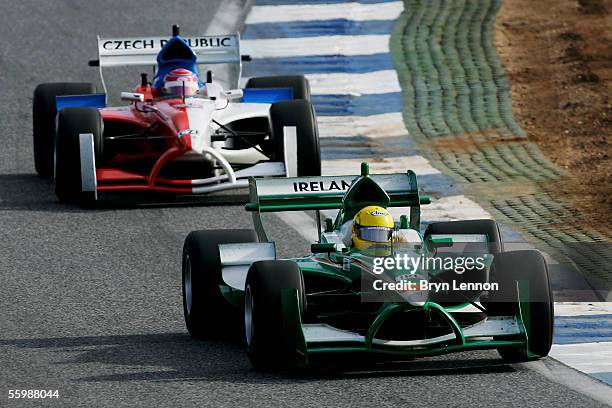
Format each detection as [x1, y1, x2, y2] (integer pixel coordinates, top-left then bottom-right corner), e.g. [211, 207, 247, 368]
[120, 92, 144, 102]
[427, 236, 454, 248]
[311, 243, 337, 254]
[223, 89, 244, 100]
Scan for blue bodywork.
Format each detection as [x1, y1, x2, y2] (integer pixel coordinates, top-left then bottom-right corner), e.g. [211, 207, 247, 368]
[153, 36, 202, 89]
[56, 94, 106, 111]
[242, 88, 293, 103]
[151, 35, 294, 103]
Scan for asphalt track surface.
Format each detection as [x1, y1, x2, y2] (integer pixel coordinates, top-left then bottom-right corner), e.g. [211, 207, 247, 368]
[0, 1, 609, 407]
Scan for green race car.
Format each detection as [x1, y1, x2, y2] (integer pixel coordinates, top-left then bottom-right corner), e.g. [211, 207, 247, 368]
[181, 163, 554, 370]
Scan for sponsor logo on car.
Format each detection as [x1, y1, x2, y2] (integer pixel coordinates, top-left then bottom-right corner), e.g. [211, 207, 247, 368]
[101, 37, 233, 51]
[178, 129, 199, 138]
[292, 179, 352, 192]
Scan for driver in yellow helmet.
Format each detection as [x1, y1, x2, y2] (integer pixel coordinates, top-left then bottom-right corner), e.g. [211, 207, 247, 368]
[350, 205, 395, 252]
[340, 205, 420, 252]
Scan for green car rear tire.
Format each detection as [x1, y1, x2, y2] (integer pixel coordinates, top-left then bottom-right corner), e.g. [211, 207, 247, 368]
[424, 219, 503, 254]
[182, 229, 258, 339]
[424, 219, 503, 305]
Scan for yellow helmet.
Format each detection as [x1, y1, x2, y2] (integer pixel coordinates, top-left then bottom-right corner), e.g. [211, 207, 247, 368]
[352, 206, 395, 251]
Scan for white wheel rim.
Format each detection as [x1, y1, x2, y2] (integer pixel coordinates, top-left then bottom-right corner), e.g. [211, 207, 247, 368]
[184, 254, 193, 315]
[244, 285, 254, 346]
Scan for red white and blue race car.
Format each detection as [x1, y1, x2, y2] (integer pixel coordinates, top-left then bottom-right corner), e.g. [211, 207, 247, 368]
[33, 25, 320, 204]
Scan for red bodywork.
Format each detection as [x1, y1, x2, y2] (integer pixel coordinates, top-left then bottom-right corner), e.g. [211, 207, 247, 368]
[96, 84, 203, 195]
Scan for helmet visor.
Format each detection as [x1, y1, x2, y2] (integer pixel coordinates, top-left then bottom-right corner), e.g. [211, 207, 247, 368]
[357, 226, 392, 243]
[164, 80, 199, 96]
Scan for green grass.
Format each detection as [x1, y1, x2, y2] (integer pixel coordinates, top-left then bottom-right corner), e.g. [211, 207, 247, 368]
[390, 0, 612, 286]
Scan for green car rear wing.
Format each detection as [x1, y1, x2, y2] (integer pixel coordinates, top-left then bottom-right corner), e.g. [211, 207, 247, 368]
[246, 163, 431, 241]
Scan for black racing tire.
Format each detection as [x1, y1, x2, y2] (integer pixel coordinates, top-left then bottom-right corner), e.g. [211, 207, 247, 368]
[182, 229, 258, 339]
[424, 219, 503, 304]
[33, 82, 96, 178]
[424, 219, 503, 254]
[489, 250, 554, 361]
[245, 75, 311, 101]
[270, 100, 321, 176]
[245, 260, 306, 370]
[54, 107, 103, 204]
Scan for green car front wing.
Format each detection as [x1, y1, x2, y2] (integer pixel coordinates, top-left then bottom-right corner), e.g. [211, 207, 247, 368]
[280, 282, 535, 367]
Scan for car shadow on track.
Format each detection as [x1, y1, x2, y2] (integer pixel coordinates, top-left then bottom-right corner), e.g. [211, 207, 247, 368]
[0, 332, 516, 383]
[0, 173, 249, 212]
[0, 174, 61, 211]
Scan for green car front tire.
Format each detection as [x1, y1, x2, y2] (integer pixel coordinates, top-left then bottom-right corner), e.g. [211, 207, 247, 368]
[245, 260, 306, 370]
[490, 250, 554, 361]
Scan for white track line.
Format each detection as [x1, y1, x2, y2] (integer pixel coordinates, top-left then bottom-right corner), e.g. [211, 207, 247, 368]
[317, 113, 408, 138]
[242, 35, 391, 58]
[555, 302, 612, 316]
[528, 358, 612, 406]
[550, 342, 612, 385]
[553, 302, 612, 386]
[421, 196, 492, 221]
[307, 70, 400, 95]
[246, 2, 404, 24]
[322, 156, 440, 176]
[550, 342, 612, 374]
